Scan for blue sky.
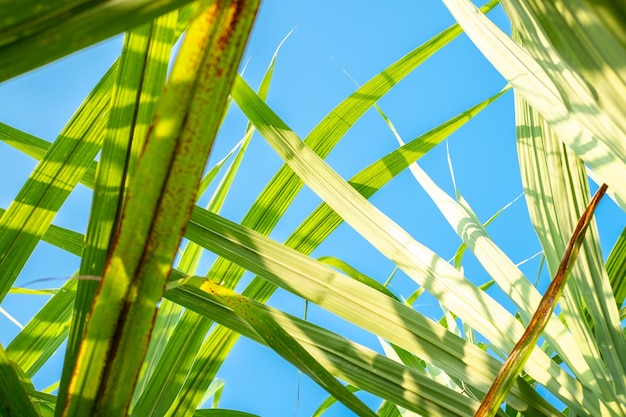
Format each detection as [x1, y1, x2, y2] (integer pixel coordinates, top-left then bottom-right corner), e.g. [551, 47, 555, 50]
[0, 1, 624, 416]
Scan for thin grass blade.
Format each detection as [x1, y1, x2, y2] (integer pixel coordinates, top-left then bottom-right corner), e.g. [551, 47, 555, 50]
[6, 279, 76, 378]
[311, 385, 361, 417]
[606, 229, 626, 309]
[230, 75, 617, 416]
[62, 2, 260, 415]
[0, 344, 39, 417]
[318, 256, 400, 301]
[166, 86, 507, 414]
[516, 92, 626, 409]
[475, 184, 608, 417]
[0, 72, 111, 304]
[0, 0, 198, 82]
[193, 410, 259, 417]
[58, 13, 179, 414]
[199, 280, 378, 417]
[171, 208, 561, 416]
[442, 0, 626, 211]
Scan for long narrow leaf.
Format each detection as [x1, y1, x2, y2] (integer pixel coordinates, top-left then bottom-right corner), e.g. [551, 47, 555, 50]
[606, 228, 626, 308]
[229, 75, 617, 416]
[132, 33, 284, 415]
[57, 12, 179, 414]
[500, 0, 626, 152]
[0, 0, 198, 82]
[167, 278, 505, 417]
[193, 411, 259, 417]
[0, 122, 98, 189]
[442, 0, 626, 211]
[0, 71, 111, 304]
[173, 207, 561, 416]
[0, 207, 83, 256]
[131, 141, 244, 408]
[475, 184, 607, 417]
[516, 92, 626, 410]
[200, 280, 378, 417]
[62, 2, 261, 415]
[0, 344, 38, 417]
[6, 279, 76, 378]
[165, 86, 507, 414]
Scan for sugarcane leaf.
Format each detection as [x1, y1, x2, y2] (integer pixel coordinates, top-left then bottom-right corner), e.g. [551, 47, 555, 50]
[516, 92, 626, 411]
[57, 11, 180, 411]
[0, 69, 111, 305]
[62, 2, 261, 415]
[168, 277, 507, 417]
[6, 279, 76, 378]
[442, 0, 626, 212]
[475, 184, 608, 417]
[0, 343, 39, 417]
[197, 280, 379, 417]
[229, 74, 613, 416]
[0, 0, 200, 82]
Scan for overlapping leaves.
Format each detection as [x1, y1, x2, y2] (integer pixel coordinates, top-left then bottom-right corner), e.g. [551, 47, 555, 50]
[1, 1, 625, 417]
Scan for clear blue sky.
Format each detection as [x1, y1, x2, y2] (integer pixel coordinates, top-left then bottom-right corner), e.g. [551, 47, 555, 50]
[0, 1, 624, 416]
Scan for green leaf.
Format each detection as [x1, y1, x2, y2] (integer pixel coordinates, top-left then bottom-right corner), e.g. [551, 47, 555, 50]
[0, 122, 97, 189]
[0, 0, 199, 82]
[57, 11, 179, 412]
[606, 228, 626, 309]
[516, 93, 626, 412]
[317, 256, 400, 301]
[0, 343, 39, 417]
[197, 280, 378, 417]
[500, 0, 626, 154]
[62, 2, 261, 415]
[0, 208, 84, 257]
[131, 143, 240, 407]
[131, 30, 282, 414]
[311, 385, 361, 417]
[475, 184, 608, 417]
[171, 208, 560, 416]
[0, 68, 111, 304]
[229, 74, 610, 416]
[192, 410, 259, 417]
[6, 279, 76, 378]
[443, 0, 626, 212]
[168, 277, 498, 417]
